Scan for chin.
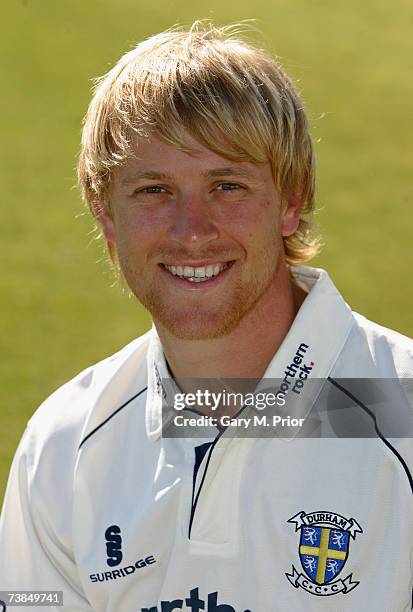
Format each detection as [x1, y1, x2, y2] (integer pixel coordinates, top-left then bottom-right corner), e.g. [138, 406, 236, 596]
[154, 309, 244, 340]
[136, 273, 275, 340]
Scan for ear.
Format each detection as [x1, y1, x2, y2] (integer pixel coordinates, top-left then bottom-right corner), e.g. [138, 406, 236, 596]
[90, 199, 116, 243]
[281, 193, 304, 237]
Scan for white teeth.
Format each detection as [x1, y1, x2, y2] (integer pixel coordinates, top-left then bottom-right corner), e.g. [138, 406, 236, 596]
[163, 262, 229, 282]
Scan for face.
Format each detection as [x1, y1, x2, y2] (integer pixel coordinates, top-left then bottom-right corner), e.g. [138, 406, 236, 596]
[98, 132, 302, 340]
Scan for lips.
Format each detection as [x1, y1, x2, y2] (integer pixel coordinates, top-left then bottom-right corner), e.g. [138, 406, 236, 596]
[160, 261, 234, 284]
[162, 263, 229, 282]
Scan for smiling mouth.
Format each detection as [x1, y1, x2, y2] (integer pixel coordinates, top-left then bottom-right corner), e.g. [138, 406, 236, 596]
[160, 262, 233, 283]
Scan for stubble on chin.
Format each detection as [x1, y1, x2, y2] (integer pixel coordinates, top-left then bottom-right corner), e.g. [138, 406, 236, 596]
[138, 267, 277, 341]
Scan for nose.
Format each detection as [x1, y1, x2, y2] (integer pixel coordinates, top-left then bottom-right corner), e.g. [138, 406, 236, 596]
[169, 194, 219, 246]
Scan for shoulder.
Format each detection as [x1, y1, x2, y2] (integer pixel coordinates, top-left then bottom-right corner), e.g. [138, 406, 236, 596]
[6, 332, 152, 549]
[20, 330, 152, 485]
[0, 334, 152, 591]
[336, 311, 413, 378]
[329, 313, 413, 493]
[292, 265, 413, 377]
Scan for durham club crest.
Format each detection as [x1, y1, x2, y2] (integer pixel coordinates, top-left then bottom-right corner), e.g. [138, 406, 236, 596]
[286, 510, 363, 597]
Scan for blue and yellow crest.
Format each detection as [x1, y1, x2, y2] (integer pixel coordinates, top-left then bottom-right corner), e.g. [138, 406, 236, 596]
[299, 525, 349, 584]
[286, 510, 362, 597]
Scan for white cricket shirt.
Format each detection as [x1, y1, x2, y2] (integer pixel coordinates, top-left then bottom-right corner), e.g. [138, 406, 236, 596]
[1, 266, 412, 611]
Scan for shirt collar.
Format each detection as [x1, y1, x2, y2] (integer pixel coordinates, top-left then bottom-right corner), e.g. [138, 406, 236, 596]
[145, 266, 355, 441]
[145, 323, 174, 441]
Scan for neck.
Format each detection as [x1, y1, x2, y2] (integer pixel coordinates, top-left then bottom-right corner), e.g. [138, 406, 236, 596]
[154, 264, 307, 382]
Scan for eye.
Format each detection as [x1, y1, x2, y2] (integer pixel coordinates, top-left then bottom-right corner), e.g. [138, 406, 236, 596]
[137, 185, 166, 194]
[216, 182, 242, 192]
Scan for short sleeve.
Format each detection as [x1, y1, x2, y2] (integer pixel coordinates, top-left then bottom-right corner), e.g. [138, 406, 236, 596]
[0, 428, 93, 611]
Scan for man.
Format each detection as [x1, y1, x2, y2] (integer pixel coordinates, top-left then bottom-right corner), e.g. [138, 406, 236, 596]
[1, 23, 412, 612]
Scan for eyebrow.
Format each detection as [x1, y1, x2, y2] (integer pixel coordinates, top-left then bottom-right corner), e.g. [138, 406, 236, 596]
[120, 166, 255, 186]
[121, 171, 172, 186]
[205, 166, 254, 179]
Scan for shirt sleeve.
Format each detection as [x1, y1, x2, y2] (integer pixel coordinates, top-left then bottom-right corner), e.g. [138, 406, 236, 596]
[0, 427, 93, 611]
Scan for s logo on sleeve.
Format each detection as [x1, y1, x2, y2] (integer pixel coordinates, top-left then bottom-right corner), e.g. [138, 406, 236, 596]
[105, 524, 123, 567]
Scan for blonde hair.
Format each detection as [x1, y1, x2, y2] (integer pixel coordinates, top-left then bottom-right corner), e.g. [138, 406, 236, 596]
[78, 22, 320, 265]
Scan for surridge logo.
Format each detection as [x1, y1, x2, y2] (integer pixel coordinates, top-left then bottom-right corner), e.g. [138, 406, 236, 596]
[90, 524, 157, 583]
[90, 554, 157, 583]
[277, 343, 314, 402]
[105, 524, 123, 567]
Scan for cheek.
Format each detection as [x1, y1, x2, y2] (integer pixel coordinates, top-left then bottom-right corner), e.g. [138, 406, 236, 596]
[249, 202, 282, 255]
[216, 199, 278, 232]
[228, 201, 279, 241]
[113, 208, 169, 254]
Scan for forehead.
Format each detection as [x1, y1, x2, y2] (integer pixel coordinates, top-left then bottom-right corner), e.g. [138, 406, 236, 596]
[114, 131, 272, 187]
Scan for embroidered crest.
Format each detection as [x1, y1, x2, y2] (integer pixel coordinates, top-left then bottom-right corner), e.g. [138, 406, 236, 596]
[286, 510, 362, 597]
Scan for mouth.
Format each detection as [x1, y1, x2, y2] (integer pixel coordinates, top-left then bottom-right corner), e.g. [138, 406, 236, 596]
[159, 261, 234, 284]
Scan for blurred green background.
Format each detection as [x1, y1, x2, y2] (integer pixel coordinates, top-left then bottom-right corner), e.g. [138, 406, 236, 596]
[1, 0, 412, 501]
